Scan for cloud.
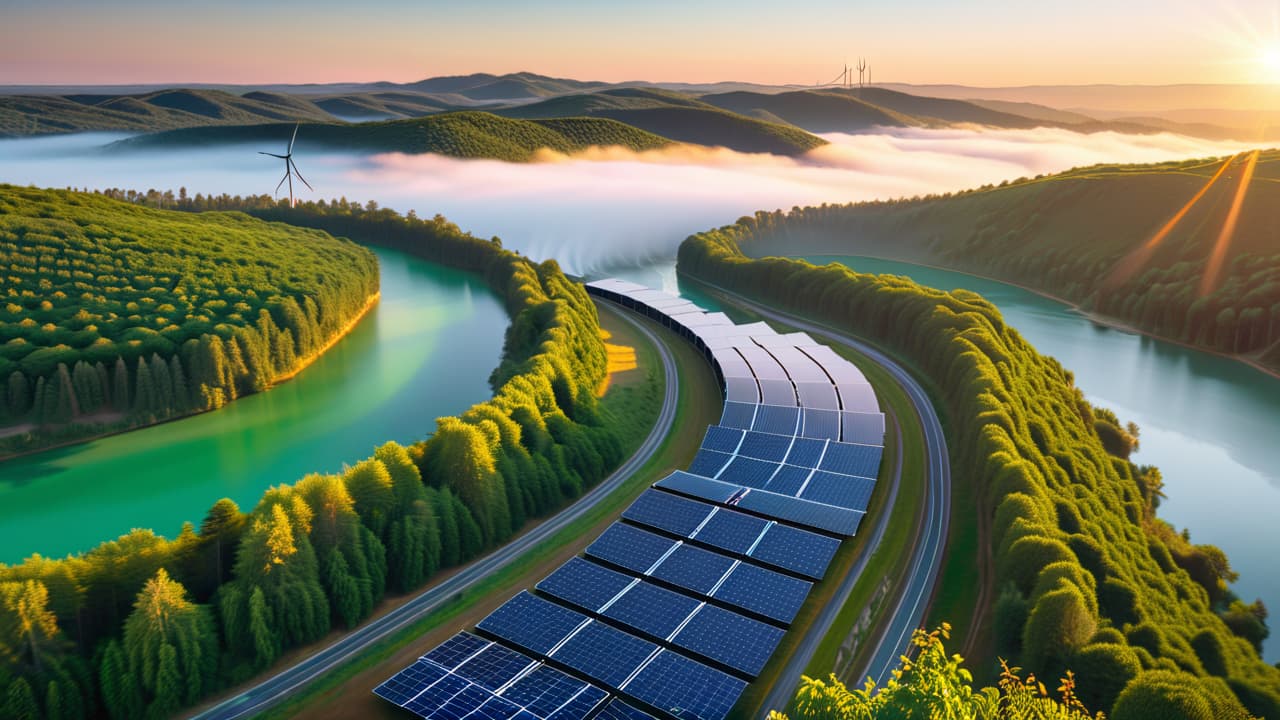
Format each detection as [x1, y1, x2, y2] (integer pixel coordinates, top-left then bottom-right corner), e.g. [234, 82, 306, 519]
[0, 127, 1255, 273]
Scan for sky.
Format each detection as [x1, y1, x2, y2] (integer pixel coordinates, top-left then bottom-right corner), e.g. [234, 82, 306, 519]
[2, 0, 1280, 87]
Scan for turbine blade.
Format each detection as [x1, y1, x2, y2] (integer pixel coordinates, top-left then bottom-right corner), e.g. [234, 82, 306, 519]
[275, 171, 289, 195]
[290, 159, 313, 191]
[260, 152, 288, 158]
[289, 122, 299, 154]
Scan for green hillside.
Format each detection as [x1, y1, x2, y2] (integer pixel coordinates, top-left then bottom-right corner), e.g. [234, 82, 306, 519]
[115, 111, 674, 160]
[709, 151, 1280, 372]
[700, 89, 918, 132]
[0, 185, 379, 451]
[0, 88, 333, 137]
[680, 220, 1280, 718]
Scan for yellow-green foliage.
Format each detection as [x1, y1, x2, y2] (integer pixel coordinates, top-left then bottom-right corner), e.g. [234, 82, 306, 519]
[679, 219, 1280, 718]
[0, 185, 379, 445]
[708, 152, 1280, 369]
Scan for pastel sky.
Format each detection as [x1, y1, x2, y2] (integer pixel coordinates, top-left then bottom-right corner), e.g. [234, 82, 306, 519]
[2, 0, 1279, 86]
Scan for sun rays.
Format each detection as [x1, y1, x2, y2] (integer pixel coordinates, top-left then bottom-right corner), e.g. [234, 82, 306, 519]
[1201, 149, 1261, 297]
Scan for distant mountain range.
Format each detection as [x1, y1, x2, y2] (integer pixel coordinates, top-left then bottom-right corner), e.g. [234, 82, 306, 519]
[5, 72, 1280, 159]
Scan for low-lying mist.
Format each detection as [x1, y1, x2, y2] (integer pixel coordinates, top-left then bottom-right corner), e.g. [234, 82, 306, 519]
[0, 127, 1254, 273]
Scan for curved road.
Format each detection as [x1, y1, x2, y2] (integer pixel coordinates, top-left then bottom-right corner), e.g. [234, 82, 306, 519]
[188, 307, 679, 720]
[697, 289, 951, 717]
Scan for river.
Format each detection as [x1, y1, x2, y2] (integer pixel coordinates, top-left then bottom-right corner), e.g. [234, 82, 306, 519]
[0, 247, 507, 563]
[605, 255, 1280, 663]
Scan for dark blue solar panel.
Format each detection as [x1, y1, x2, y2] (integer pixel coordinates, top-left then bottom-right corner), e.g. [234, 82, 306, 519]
[403, 673, 468, 716]
[650, 543, 734, 595]
[818, 442, 882, 478]
[622, 490, 714, 537]
[551, 621, 656, 688]
[424, 632, 490, 669]
[750, 523, 841, 580]
[537, 557, 633, 613]
[421, 683, 490, 719]
[764, 465, 811, 496]
[604, 581, 701, 639]
[693, 509, 768, 555]
[801, 408, 841, 441]
[784, 437, 827, 468]
[544, 683, 609, 720]
[502, 665, 604, 718]
[688, 449, 733, 478]
[700, 425, 743, 453]
[597, 698, 659, 720]
[477, 591, 585, 655]
[713, 562, 811, 625]
[625, 650, 746, 720]
[802, 472, 877, 511]
[455, 643, 534, 691]
[718, 401, 756, 430]
[374, 658, 449, 707]
[736, 490, 862, 536]
[673, 605, 785, 677]
[737, 431, 792, 462]
[469, 696, 523, 720]
[656, 471, 739, 504]
[752, 405, 800, 436]
[586, 523, 675, 574]
[715, 455, 778, 490]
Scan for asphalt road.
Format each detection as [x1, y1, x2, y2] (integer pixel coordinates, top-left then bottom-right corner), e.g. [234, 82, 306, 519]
[698, 290, 951, 718]
[188, 307, 680, 720]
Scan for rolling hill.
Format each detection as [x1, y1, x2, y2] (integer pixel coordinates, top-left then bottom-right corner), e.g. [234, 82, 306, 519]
[699, 89, 918, 132]
[719, 151, 1280, 371]
[114, 111, 675, 161]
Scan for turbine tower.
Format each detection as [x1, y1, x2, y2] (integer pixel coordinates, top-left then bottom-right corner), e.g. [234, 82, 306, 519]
[259, 123, 312, 208]
[856, 58, 868, 88]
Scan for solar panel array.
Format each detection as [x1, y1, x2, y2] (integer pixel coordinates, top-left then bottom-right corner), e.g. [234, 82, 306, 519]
[375, 281, 888, 720]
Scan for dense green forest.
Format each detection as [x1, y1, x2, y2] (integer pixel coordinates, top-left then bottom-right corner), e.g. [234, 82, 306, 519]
[723, 151, 1280, 373]
[114, 112, 676, 160]
[0, 201, 627, 719]
[679, 216, 1280, 719]
[0, 185, 379, 455]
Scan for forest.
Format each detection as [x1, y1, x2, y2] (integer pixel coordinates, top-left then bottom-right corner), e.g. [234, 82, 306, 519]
[0, 201, 625, 720]
[679, 215, 1280, 719]
[0, 185, 380, 456]
[716, 151, 1280, 374]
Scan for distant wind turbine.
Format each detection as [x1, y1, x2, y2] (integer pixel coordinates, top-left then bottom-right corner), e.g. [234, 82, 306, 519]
[259, 123, 312, 207]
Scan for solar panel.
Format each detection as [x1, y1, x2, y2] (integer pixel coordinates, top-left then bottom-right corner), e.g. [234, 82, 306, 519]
[714, 455, 778, 489]
[597, 698, 659, 720]
[688, 449, 733, 479]
[718, 401, 757, 430]
[536, 557, 633, 613]
[801, 408, 841, 441]
[649, 543, 734, 595]
[783, 437, 827, 468]
[456, 643, 536, 691]
[673, 604, 785, 677]
[713, 562, 812, 625]
[750, 523, 841, 579]
[763, 465, 812, 496]
[694, 510, 768, 555]
[603, 581, 701, 639]
[724, 376, 760, 404]
[477, 592, 585, 655]
[841, 411, 885, 446]
[550, 620, 656, 689]
[624, 650, 746, 720]
[752, 405, 800, 435]
[802, 472, 877, 511]
[424, 631, 490, 669]
[818, 442, 882, 478]
[737, 431, 793, 462]
[700, 425, 744, 453]
[586, 523, 676, 574]
[374, 658, 450, 708]
[758, 378, 797, 406]
[402, 672, 469, 716]
[735, 489, 863, 537]
[622, 490, 714, 537]
[501, 665, 606, 718]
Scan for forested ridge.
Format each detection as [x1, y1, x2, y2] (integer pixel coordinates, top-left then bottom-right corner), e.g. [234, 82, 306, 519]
[679, 216, 1280, 719]
[722, 151, 1280, 374]
[0, 201, 626, 720]
[0, 185, 380, 456]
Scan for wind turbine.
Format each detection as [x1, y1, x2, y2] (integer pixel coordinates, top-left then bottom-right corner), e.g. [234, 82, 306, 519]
[259, 123, 312, 207]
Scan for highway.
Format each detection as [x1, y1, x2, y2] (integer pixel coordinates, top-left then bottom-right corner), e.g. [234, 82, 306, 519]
[698, 289, 951, 718]
[188, 307, 679, 720]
